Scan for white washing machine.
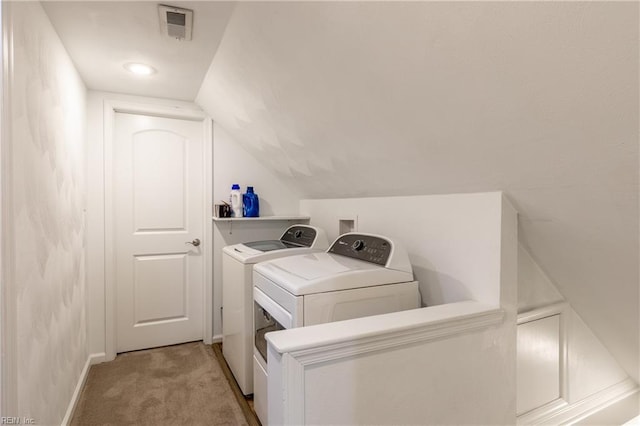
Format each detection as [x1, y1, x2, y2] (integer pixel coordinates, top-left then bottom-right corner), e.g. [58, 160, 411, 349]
[252, 233, 421, 425]
[222, 225, 328, 395]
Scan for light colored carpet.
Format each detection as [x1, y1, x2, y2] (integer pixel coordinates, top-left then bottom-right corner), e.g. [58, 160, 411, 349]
[71, 342, 250, 425]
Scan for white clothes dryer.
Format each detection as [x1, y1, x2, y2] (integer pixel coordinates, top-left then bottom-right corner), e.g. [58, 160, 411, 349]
[221, 225, 328, 395]
[252, 233, 421, 424]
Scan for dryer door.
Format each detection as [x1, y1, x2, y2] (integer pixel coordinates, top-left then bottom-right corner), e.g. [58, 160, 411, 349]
[254, 287, 292, 365]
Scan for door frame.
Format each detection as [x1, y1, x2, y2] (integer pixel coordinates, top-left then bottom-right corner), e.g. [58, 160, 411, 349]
[103, 100, 213, 361]
[1, 0, 17, 415]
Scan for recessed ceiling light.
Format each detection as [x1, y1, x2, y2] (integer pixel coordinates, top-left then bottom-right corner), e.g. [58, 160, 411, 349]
[124, 62, 156, 76]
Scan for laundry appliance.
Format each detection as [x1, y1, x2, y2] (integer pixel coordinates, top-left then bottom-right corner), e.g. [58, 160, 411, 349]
[252, 233, 421, 425]
[222, 225, 328, 395]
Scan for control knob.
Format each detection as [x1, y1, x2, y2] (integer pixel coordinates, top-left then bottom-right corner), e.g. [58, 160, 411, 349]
[351, 239, 365, 251]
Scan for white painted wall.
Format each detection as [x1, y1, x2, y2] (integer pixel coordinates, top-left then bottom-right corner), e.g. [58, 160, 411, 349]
[518, 245, 564, 312]
[517, 246, 637, 423]
[300, 192, 507, 307]
[518, 245, 631, 404]
[211, 124, 305, 338]
[4, 2, 87, 422]
[196, 1, 639, 384]
[212, 124, 302, 217]
[567, 308, 629, 404]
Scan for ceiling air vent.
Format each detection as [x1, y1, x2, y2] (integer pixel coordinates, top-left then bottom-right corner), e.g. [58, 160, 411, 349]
[158, 5, 193, 41]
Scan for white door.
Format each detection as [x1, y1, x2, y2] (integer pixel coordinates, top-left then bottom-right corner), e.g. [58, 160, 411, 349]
[114, 113, 204, 353]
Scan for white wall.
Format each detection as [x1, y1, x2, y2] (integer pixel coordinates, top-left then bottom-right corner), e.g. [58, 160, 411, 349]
[520, 246, 630, 403]
[210, 123, 305, 338]
[567, 309, 629, 403]
[517, 245, 637, 423]
[212, 124, 302, 217]
[3, 2, 87, 423]
[196, 1, 639, 384]
[300, 192, 507, 307]
[518, 245, 564, 312]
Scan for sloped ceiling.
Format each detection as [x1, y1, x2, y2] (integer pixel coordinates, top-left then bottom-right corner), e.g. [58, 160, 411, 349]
[197, 2, 639, 382]
[42, 1, 235, 101]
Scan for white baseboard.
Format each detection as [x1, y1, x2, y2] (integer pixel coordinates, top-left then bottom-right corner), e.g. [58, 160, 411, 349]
[212, 334, 223, 344]
[518, 378, 639, 425]
[623, 414, 640, 425]
[89, 352, 107, 365]
[60, 353, 104, 426]
[566, 382, 639, 425]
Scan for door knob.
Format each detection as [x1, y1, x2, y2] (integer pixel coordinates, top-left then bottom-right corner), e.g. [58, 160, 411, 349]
[186, 238, 201, 247]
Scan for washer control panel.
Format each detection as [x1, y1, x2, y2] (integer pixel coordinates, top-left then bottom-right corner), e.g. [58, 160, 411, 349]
[280, 225, 318, 247]
[328, 234, 391, 266]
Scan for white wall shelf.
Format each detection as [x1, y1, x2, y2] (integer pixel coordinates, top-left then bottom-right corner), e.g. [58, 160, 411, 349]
[212, 215, 310, 222]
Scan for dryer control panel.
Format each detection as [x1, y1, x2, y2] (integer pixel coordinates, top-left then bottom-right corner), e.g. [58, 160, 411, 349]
[280, 225, 318, 247]
[328, 234, 391, 266]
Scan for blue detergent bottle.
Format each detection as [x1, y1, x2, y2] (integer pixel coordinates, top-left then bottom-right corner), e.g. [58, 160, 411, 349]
[243, 186, 260, 217]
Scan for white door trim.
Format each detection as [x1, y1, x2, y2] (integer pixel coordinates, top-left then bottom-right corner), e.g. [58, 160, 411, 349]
[1, 0, 18, 416]
[103, 100, 212, 361]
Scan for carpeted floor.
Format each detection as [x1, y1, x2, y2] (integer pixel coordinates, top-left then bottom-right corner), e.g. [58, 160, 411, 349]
[71, 342, 253, 425]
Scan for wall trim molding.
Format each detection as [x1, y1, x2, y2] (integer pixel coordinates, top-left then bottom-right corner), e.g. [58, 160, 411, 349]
[290, 307, 505, 366]
[60, 354, 103, 426]
[517, 378, 639, 425]
[89, 352, 107, 365]
[0, 0, 17, 417]
[517, 302, 568, 325]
